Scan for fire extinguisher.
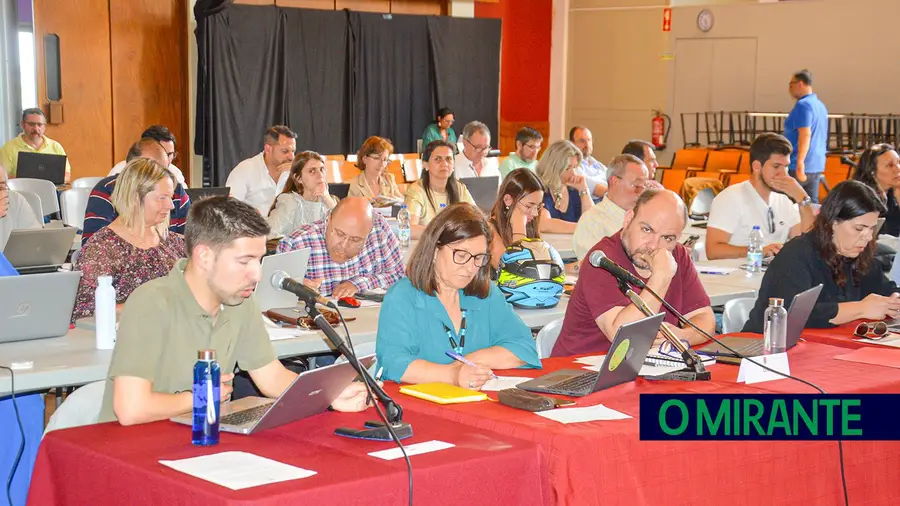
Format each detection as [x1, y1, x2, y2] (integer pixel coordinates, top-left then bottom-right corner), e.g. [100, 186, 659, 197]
[651, 110, 671, 151]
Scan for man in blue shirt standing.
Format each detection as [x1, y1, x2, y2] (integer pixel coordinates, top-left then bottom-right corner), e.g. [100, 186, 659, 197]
[784, 69, 829, 203]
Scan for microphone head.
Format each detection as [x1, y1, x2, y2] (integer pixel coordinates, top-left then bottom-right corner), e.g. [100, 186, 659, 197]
[588, 250, 608, 268]
[270, 270, 289, 289]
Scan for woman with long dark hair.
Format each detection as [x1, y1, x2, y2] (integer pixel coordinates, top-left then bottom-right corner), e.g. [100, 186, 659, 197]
[420, 107, 457, 149]
[851, 143, 900, 236]
[266, 150, 338, 238]
[488, 168, 545, 269]
[743, 180, 900, 332]
[404, 140, 475, 239]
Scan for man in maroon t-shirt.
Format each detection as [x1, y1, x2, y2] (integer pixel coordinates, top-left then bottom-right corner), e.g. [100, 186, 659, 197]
[552, 190, 713, 357]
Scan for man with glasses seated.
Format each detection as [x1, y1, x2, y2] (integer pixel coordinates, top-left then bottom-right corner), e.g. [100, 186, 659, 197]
[109, 125, 186, 187]
[569, 126, 608, 199]
[552, 189, 714, 357]
[454, 121, 501, 182]
[277, 196, 404, 299]
[0, 108, 71, 182]
[572, 154, 649, 261]
[706, 133, 814, 260]
[498, 127, 543, 178]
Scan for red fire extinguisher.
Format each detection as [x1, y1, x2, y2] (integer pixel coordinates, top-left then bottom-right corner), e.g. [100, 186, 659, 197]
[651, 110, 670, 151]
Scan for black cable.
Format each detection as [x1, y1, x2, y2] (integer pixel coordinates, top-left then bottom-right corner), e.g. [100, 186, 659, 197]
[333, 306, 412, 506]
[639, 283, 849, 505]
[1, 365, 25, 506]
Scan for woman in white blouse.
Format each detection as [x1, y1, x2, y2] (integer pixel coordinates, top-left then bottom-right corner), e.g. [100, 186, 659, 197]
[267, 151, 338, 238]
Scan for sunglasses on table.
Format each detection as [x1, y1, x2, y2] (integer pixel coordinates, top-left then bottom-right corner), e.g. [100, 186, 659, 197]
[854, 321, 889, 340]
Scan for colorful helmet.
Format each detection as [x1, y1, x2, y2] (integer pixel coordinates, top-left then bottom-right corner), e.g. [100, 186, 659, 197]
[497, 238, 565, 309]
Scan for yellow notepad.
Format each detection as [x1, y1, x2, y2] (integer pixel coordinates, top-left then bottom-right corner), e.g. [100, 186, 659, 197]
[399, 383, 488, 404]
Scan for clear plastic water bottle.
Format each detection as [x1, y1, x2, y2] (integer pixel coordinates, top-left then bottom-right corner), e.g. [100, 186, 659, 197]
[747, 226, 764, 273]
[397, 204, 411, 248]
[192, 350, 220, 446]
[95, 275, 116, 350]
[763, 298, 787, 355]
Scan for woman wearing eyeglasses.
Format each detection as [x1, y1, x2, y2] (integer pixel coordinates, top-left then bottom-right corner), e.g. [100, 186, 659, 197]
[348, 136, 404, 201]
[420, 107, 457, 151]
[488, 168, 545, 270]
[851, 143, 900, 237]
[743, 180, 900, 333]
[376, 203, 541, 389]
[266, 151, 338, 238]
[404, 140, 475, 239]
[536, 140, 594, 233]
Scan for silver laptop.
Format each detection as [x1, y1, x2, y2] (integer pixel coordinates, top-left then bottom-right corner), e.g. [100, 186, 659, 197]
[0, 271, 81, 343]
[171, 355, 376, 435]
[254, 248, 311, 311]
[459, 176, 500, 213]
[3, 227, 77, 272]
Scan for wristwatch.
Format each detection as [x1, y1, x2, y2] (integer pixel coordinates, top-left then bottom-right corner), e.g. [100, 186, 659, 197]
[797, 196, 812, 207]
[578, 189, 589, 197]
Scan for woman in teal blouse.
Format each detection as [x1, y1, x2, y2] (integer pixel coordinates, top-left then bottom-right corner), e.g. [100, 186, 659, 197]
[420, 107, 457, 151]
[376, 202, 541, 390]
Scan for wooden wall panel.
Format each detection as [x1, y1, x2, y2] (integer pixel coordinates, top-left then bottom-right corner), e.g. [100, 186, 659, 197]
[336, 0, 392, 12]
[391, 0, 444, 15]
[109, 0, 190, 184]
[33, 0, 113, 178]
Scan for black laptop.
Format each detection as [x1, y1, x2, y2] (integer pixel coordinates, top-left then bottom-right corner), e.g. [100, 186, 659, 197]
[517, 313, 665, 397]
[185, 186, 230, 202]
[697, 284, 823, 364]
[330, 183, 351, 200]
[17, 152, 67, 185]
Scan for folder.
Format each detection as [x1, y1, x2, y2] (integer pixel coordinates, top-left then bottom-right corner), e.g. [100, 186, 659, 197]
[399, 383, 488, 404]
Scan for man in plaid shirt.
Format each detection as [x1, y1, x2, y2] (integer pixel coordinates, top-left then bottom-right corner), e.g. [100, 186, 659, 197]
[277, 197, 404, 298]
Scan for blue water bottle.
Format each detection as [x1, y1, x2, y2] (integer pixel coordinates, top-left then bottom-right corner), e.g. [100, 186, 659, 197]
[192, 349, 220, 446]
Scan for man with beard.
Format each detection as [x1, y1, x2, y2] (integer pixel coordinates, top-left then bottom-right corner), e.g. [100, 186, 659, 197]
[551, 189, 714, 357]
[705, 133, 814, 260]
[99, 196, 371, 424]
[0, 108, 71, 181]
[226, 125, 297, 215]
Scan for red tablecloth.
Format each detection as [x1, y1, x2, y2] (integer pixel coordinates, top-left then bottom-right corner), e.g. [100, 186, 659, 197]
[386, 340, 900, 506]
[28, 410, 546, 506]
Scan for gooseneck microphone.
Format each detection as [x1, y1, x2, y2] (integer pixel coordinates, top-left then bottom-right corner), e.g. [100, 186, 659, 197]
[270, 270, 335, 308]
[588, 250, 646, 288]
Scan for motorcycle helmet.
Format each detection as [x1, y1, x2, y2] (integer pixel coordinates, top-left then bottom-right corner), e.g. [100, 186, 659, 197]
[497, 238, 565, 309]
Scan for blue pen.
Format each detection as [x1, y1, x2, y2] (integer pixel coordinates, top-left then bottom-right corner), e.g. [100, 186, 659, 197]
[445, 350, 498, 380]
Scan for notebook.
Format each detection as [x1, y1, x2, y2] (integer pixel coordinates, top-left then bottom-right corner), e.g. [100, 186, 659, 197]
[399, 383, 488, 404]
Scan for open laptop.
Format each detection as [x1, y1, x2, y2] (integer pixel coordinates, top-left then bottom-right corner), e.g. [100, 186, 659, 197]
[459, 176, 500, 213]
[171, 355, 376, 435]
[17, 152, 67, 185]
[185, 186, 230, 202]
[3, 227, 77, 273]
[254, 248, 312, 311]
[697, 284, 823, 364]
[330, 183, 351, 200]
[0, 271, 81, 343]
[517, 313, 665, 397]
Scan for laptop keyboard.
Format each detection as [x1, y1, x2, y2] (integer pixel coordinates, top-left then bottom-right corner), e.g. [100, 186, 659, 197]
[741, 340, 764, 356]
[220, 402, 274, 426]
[544, 372, 599, 395]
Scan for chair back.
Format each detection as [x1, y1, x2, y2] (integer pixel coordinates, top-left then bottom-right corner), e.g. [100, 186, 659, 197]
[60, 188, 91, 230]
[404, 159, 423, 182]
[71, 176, 104, 189]
[7, 177, 60, 216]
[535, 317, 565, 359]
[43, 381, 107, 436]
[11, 190, 44, 225]
[722, 297, 756, 334]
[690, 188, 716, 216]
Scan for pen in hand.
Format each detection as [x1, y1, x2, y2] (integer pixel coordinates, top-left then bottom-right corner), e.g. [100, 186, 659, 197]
[445, 351, 498, 380]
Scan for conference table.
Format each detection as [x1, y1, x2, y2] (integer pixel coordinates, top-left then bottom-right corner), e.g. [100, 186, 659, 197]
[384, 337, 900, 505]
[28, 410, 547, 506]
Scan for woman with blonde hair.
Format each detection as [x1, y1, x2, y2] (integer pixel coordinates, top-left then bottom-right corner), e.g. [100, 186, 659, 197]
[348, 136, 404, 201]
[267, 150, 338, 238]
[72, 158, 184, 321]
[536, 140, 593, 233]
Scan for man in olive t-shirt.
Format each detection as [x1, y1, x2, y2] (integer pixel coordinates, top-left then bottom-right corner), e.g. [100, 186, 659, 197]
[99, 197, 371, 425]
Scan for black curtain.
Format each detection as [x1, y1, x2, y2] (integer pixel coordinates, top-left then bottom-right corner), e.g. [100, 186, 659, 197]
[195, 4, 501, 185]
[427, 17, 501, 148]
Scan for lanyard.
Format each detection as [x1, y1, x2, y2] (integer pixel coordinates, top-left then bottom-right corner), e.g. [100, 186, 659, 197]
[443, 309, 468, 354]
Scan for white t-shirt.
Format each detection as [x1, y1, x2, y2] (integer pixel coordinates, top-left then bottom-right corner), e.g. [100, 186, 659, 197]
[109, 160, 186, 187]
[225, 152, 289, 215]
[0, 190, 42, 250]
[707, 180, 800, 246]
[453, 151, 501, 182]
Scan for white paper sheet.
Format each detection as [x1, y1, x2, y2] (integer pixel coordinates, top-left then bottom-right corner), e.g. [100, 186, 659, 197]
[535, 404, 632, 424]
[480, 376, 530, 391]
[696, 265, 737, 275]
[573, 355, 606, 366]
[854, 333, 900, 348]
[737, 352, 790, 384]
[159, 451, 317, 490]
[265, 327, 318, 341]
[368, 440, 455, 460]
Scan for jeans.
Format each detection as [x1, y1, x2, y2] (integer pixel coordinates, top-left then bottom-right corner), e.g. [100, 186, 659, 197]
[790, 171, 824, 204]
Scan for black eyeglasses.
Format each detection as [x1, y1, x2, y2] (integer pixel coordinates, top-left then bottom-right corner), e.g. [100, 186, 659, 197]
[766, 207, 775, 234]
[445, 247, 490, 267]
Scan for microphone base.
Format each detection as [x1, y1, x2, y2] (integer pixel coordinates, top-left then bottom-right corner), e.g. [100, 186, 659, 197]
[645, 368, 712, 382]
[334, 421, 414, 442]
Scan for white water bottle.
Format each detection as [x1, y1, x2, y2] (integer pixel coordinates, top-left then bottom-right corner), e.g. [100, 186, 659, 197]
[397, 204, 411, 248]
[95, 275, 117, 350]
[763, 298, 787, 354]
[747, 226, 764, 273]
